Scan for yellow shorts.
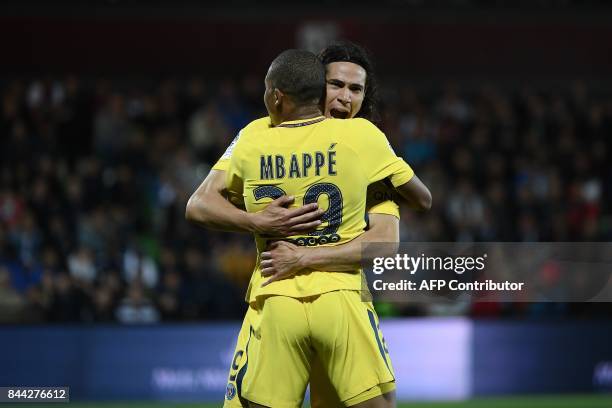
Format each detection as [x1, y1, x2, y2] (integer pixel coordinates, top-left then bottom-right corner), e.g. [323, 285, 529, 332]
[223, 290, 395, 408]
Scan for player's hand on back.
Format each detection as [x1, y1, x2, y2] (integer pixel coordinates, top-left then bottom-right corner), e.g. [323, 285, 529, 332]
[250, 195, 323, 237]
[260, 241, 306, 286]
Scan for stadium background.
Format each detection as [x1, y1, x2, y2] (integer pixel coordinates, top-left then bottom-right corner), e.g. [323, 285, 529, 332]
[1, 0, 611, 406]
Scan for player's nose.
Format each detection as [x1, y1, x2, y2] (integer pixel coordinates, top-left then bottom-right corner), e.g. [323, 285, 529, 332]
[337, 88, 351, 103]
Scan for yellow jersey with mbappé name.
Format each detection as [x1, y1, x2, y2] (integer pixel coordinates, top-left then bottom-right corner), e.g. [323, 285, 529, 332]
[225, 116, 413, 302]
[214, 116, 401, 218]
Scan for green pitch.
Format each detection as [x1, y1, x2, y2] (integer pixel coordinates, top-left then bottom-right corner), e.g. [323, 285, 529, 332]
[17, 394, 612, 408]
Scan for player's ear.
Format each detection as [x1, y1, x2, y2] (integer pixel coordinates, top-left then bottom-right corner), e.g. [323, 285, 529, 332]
[273, 89, 284, 108]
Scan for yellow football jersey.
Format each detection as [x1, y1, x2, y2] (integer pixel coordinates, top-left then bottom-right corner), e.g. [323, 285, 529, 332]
[366, 181, 399, 218]
[213, 117, 400, 218]
[225, 116, 414, 302]
[213, 117, 273, 171]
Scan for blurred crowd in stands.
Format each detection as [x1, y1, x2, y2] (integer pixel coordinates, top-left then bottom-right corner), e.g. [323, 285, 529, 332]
[0, 75, 610, 323]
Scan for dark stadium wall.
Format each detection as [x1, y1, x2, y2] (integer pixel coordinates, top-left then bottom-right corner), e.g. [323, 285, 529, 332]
[2, 17, 612, 76]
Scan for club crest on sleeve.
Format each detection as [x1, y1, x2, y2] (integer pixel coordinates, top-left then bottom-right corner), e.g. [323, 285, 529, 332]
[221, 132, 241, 160]
[225, 382, 237, 400]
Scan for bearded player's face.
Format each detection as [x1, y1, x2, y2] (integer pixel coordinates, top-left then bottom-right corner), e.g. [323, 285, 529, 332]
[324, 61, 366, 119]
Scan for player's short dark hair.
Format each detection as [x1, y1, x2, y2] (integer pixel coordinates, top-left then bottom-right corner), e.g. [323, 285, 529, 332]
[318, 41, 380, 123]
[267, 49, 326, 106]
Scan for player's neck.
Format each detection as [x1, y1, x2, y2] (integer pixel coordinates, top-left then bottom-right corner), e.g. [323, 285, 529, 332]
[280, 106, 323, 123]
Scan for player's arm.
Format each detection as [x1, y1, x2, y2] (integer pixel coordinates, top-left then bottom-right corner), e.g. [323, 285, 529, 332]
[260, 213, 398, 286]
[393, 174, 432, 211]
[300, 213, 399, 271]
[354, 118, 432, 211]
[186, 168, 255, 233]
[364, 177, 431, 212]
[261, 194, 401, 285]
[394, 175, 432, 211]
[185, 169, 323, 235]
[261, 179, 431, 278]
[186, 123, 322, 235]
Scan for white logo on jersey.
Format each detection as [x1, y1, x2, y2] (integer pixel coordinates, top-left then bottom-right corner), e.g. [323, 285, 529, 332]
[220, 131, 241, 160]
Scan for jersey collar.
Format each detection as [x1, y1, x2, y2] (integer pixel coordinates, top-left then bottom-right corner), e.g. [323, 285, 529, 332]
[276, 116, 326, 128]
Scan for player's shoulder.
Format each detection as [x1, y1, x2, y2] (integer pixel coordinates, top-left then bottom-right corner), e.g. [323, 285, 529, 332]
[325, 117, 383, 136]
[351, 117, 385, 135]
[238, 116, 274, 142]
[219, 117, 271, 161]
[350, 117, 377, 127]
[326, 118, 386, 149]
[323, 117, 375, 127]
[227, 117, 270, 156]
[242, 116, 272, 133]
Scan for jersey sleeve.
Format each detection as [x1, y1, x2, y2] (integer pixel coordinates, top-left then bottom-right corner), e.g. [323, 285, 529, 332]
[212, 158, 229, 171]
[353, 119, 414, 187]
[225, 137, 246, 198]
[212, 133, 240, 171]
[366, 181, 400, 218]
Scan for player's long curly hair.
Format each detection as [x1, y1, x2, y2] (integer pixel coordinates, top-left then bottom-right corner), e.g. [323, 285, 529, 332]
[318, 41, 380, 124]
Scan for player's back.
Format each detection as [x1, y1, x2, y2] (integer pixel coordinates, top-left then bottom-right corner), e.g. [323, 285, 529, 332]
[227, 116, 412, 302]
